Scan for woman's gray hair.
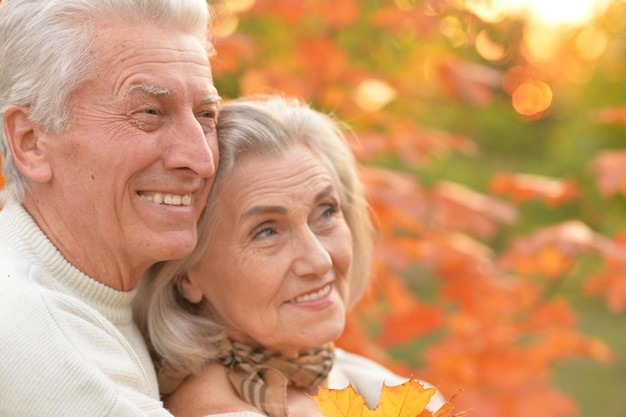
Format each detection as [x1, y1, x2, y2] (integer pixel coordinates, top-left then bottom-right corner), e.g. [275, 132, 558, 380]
[0, 0, 212, 203]
[134, 95, 374, 392]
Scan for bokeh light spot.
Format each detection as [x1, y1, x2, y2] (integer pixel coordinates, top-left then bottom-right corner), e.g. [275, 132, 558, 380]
[475, 30, 506, 62]
[576, 27, 609, 61]
[354, 79, 397, 113]
[212, 12, 239, 38]
[502, 66, 531, 95]
[512, 80, 552, 117]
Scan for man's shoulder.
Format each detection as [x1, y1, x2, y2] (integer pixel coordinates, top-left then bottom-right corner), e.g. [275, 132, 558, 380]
[0, 236, 46, 315]
[0, 258, 168, 417]
[0, 209, 33, 283]
[0, 259, 61, 344]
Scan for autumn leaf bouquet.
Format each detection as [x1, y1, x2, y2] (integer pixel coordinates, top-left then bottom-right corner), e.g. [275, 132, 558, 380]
[312, 378, 462, 417]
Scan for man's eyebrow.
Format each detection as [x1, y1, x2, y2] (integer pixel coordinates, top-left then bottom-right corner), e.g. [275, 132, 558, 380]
[200, 93, 222, 106]
[125, 83, 172, 98]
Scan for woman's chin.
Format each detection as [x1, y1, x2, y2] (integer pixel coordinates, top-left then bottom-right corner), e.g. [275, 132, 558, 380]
[303, 323, 345, 348]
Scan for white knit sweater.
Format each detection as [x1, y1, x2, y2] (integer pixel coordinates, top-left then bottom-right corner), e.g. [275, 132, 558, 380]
[0, 200, 171, 416]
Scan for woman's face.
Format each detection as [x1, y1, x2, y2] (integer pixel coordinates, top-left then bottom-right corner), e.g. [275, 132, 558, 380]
[183, 143, 353, 358]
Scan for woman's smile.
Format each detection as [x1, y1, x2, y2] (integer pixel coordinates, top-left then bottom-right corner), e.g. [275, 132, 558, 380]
[287, 283, 332, 304]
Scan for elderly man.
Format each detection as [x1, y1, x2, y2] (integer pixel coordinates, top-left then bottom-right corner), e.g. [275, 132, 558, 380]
[0, 0, 220, 415]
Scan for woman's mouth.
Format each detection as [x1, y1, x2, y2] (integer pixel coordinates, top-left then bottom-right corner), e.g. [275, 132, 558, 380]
[288, 283, 332, 303]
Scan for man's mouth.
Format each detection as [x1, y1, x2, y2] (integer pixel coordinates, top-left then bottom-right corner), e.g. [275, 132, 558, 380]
[139, 192, 192, 206]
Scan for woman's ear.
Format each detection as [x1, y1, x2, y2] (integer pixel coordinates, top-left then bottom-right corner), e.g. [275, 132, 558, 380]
[177, 273, 204, 304]
[3, 105, 52, 183]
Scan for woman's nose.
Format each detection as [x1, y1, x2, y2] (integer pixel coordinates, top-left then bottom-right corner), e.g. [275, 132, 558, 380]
[290, 226, 333, 278]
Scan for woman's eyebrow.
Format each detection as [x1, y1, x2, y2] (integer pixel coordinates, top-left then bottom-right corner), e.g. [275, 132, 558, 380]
[241, 185, 336, 220]
[314, 185, 335, 203]
[241, 205, 287, 220]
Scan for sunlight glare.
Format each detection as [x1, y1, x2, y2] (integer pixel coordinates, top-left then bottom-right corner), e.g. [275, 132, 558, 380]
[575, 27, 609, 61]
[211, 0, 256, 37]
[212, 12, 240, 37]
[522, 23, 560, 62]
[465, 0, 612, 25]
[354, 79, 397, 112]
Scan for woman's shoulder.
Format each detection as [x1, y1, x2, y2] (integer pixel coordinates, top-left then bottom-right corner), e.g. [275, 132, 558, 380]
[330, 349, 408, 388]
[166, 363, 263, 417]
[330, 348, 447, 412]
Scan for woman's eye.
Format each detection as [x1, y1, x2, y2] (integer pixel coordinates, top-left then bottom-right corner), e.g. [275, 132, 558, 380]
[142, 109, 158, 115]
[321, 204, 340, 219]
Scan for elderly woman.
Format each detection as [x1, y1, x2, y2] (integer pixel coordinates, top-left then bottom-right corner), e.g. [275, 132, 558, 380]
[134, 96, 445, 417]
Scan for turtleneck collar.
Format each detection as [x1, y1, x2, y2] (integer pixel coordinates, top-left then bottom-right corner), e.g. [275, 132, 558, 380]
[0, 199, 136, 325]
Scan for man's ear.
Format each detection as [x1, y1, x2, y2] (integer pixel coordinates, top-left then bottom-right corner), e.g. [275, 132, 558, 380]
[3, 105, 52, 183]
[177, 273, 204, 304]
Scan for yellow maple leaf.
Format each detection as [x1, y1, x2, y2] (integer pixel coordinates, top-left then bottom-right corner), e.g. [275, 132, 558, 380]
[312, 379, 437, 417]
[313, 383, 370, 417]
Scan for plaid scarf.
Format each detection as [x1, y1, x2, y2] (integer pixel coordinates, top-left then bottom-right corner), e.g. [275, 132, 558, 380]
[216, 339, 335, 417]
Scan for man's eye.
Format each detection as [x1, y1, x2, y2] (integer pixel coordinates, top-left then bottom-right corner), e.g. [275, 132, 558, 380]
[197, 112, 217, 133]
[254, 228, 275, 239]
[130, 108, 162, 132]
[199, 110, 216, 118]
[198, 112, 217, 123]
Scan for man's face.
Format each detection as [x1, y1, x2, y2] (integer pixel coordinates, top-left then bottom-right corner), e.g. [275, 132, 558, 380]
[34, 21, 220, 283]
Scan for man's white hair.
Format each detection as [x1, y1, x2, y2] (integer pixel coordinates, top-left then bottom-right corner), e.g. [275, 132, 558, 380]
[0, 0, 212, 203]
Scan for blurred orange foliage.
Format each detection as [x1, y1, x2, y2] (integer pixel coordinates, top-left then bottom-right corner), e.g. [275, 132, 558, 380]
[589, 150, 626, 197]
[490, 173, 578, 206]
[1, 0, 624, 415]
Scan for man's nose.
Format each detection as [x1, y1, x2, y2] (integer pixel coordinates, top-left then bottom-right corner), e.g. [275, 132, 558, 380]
[163, 113, 217, 179]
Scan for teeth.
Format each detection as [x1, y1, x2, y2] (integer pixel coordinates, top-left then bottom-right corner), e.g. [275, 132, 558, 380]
[140, 192, 192, 206]
[290, 284, 331, 303]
